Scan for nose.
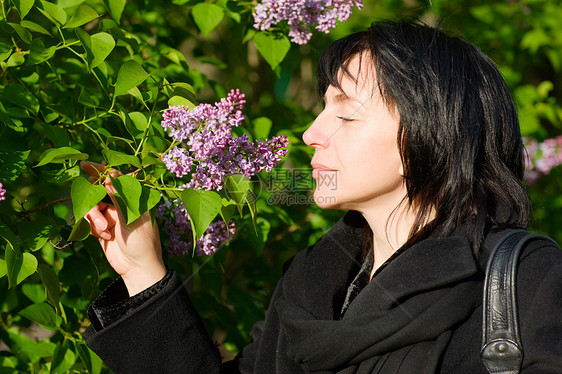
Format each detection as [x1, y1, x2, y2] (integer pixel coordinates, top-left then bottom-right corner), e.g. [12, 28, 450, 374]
[302, 111, 330, 148]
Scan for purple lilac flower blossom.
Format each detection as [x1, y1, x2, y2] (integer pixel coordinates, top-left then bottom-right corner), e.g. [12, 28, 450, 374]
[160, 89, 289, 191]
[156, 199, 236, 257]
[523, 135, 562, 184]
[0, 183, 6, 202]
[253, 0, 363, 45]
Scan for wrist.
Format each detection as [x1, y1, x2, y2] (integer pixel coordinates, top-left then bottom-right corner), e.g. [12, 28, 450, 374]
[121, 263, 167, 296]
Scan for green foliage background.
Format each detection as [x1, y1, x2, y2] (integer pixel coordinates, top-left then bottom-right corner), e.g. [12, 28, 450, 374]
[0, 0, 561, 372]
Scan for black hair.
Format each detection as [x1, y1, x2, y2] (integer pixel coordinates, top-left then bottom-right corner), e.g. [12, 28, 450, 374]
[317, 20, 531, 251]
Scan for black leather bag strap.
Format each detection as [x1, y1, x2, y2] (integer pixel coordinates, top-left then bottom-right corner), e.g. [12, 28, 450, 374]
[480, 230, 558, 374]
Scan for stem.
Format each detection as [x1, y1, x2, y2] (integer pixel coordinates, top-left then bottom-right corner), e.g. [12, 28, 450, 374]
[13, 196, 72, 220]
[1, 0, 7, 21]
[134, 84, 162, 157]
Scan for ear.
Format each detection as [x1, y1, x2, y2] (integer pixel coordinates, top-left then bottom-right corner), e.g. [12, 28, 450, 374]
[399, 162, 404, 177]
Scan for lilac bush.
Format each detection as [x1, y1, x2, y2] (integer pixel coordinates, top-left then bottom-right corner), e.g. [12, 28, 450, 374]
[0, 182, 6, 202]
[160, 89, 289, 191]
[156, 199, 236, 256]
[253, 0, 363, 44]
[524, 135, 562, 184]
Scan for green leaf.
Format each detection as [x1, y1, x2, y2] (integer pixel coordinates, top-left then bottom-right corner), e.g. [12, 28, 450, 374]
[64, 4, 98, 28]
[44, 124, 70, 147]
[0, 148, 30, 182]
[4, 329, 56, 363]
[0, 223, 20, 253]
[37, 264, 60, 311]
[13, 0, 35, 19]
[252, 117, 272, 140]
[47, 165, 80, 184]
[127, 112, 149, 139]
[225, 174, 252, 206]
[0, 259, 6, 278]
[192, 3, 224, 37]
[8, 23, 32, 44]
[18, 223, 54, 252]
[20, 20, 51, 35]
[114, 60, 149, 96]
[180, 189, 222, 240]
[68, 217, 91, 241]
[28, 39, 56, 65]
[106, 0, 126, 23]
[168, 95, 194, 108]
[254, 32, 290, 70]
[6, 252, 38, 288]
[50, 341, 76, 373]
[19, 302, 57, 328]
[35, 147, 88, 167]
[22, 283, 46, 303]
[102, 149, 142, 168]
[6, 51, 26, 67]
[139, 186, 161, 216]
[38, 0, 67, 26]
[110, 175, 142, 224]
[70, 176, 107, 221]
[90, 32, 115, 68]
[2, 83, 39, 113]
[0, 42, 12, 61]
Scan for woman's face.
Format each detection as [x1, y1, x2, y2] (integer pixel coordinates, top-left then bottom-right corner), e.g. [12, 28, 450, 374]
[302, 54, 406, 212]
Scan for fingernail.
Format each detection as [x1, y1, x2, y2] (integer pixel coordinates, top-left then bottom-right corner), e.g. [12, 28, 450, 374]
[100, 231, 111, 240]
[94, 219, 107, 231]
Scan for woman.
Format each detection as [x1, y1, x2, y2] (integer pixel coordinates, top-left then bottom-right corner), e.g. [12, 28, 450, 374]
[82, 21, 562, 373]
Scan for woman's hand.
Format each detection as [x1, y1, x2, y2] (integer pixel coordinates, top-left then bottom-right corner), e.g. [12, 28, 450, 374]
[80, 161, 167, 296]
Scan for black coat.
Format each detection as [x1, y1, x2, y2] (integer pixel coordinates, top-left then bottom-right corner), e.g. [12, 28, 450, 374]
[84, 212, 562, 373]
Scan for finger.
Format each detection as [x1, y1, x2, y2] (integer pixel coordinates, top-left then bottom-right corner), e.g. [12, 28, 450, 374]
[80, 161, 108, 178]
[85, 205, 108, 232]
[85, 214, 112, 240]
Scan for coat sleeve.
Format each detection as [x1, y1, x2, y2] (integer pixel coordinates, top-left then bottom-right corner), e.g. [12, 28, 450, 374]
[83, 270, 222, 374]
[517, 241, 562, 373]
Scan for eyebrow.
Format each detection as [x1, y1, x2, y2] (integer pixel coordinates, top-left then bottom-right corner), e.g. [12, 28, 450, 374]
[324, 93, 362, 104]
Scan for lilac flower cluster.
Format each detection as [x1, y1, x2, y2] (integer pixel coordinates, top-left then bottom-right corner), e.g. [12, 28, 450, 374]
[156, 199, 236, 257]
[0, 182, 6, 202]
[523, 135, 562, 184]
[160, 89, 289, 191]
[253, 0, 363, 45]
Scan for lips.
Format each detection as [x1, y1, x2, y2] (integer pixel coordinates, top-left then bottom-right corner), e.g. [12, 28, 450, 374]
[311, 162, 337, 179]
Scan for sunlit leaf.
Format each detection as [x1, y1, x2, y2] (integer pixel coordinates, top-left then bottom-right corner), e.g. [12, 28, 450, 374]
[35, 147, 88, 167]
[110, 175, 142, 224]
[102, 149, 142, 168]
[64, 4, 99, 29]
[114, 60, 149, 96]
[28, 39, 56, 65]
[106, 0, 126, 23]
[50, 341, 76, 373]
[192, 3, 224, 36]
[254, 32, 290, 70]
[8, 23, 32, 44]
[13, 0, 35, 19]
[68, 217, 91, 241]
[38, 0, 67, 26]
[70, 177, 107, 221]
[20, 20, 51, 35]
[180, 189, 222, 241]
[90, 32, 115, 68]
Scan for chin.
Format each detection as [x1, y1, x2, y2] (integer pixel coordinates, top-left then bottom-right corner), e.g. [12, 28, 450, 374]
[312, 189, 340, 209]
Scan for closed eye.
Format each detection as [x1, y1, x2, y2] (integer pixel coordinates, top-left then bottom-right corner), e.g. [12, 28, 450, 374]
[337, 115, 355, 122]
